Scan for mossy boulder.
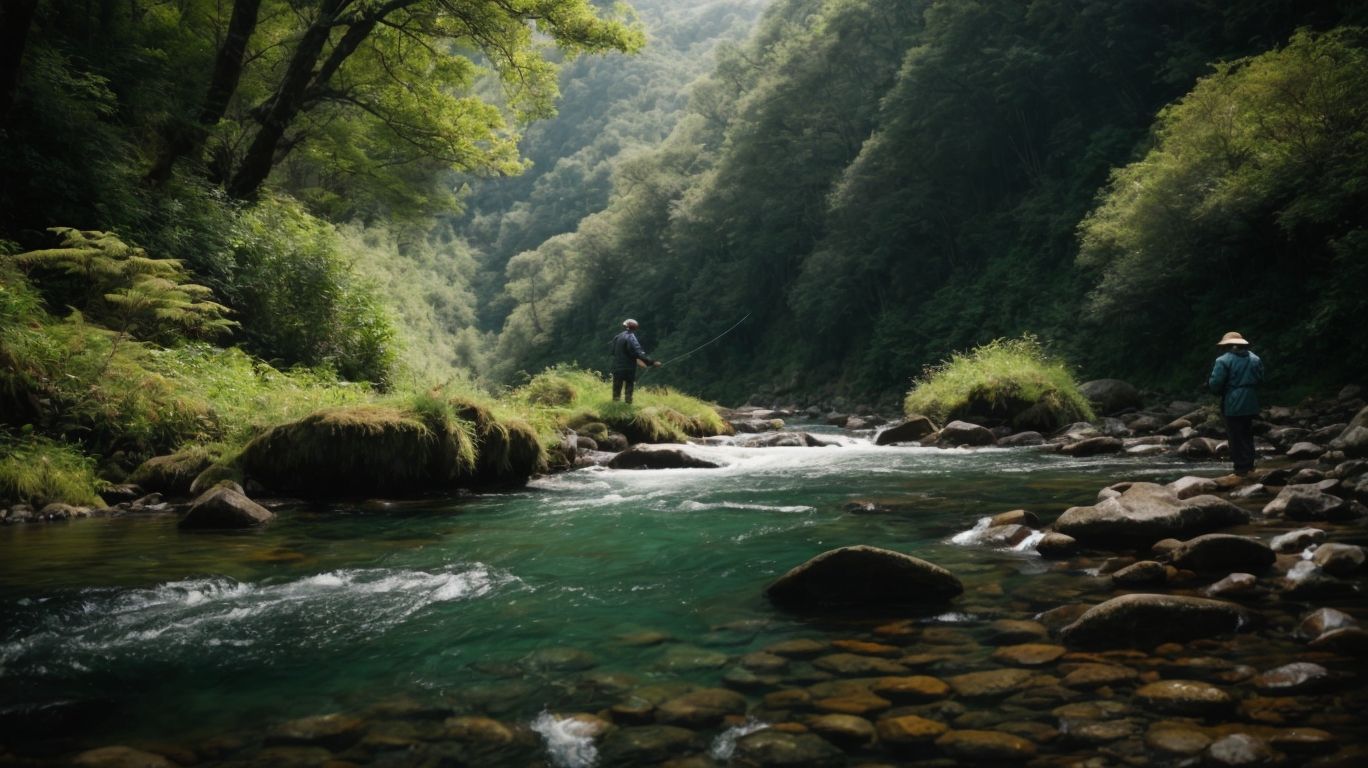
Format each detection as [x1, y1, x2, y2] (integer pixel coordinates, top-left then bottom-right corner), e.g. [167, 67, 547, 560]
[238, 405, 475, 498]
[449, 399, 543, 489]
[128, 446, 215, 496]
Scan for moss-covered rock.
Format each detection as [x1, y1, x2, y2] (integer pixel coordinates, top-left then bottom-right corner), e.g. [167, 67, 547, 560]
[128, 446, 215, 496]
[238, 405, 474, 498]
[449, 398, 544, 489]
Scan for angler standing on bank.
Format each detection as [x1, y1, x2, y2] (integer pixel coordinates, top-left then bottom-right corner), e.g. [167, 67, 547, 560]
[1208, 331, 1265, 477]
[611, 319, 660, 404]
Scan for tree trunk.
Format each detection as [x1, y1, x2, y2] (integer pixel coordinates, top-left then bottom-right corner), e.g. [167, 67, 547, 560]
[146, 0, 264, 185]
[227, 0, 413, 200]
[0, 0, 40, 125]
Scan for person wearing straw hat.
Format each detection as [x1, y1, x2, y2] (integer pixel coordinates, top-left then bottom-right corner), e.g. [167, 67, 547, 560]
[1208, 331, 1264, 476]
[610, 318, 660, 404]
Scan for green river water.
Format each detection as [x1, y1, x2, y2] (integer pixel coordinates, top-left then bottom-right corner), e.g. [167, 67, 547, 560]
[1, 435, 1351, 765]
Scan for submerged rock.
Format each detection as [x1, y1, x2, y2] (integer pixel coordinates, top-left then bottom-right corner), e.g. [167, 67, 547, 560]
[1134, 680, 1233, 716]
[1059, 594, 1253, 649]
[875, 416, 937, 445]
[935, 729, 1037, 761]
[599, 725, 702, 766]
[733, 729, 844, 767]
[1053, 482, 1248, 547]
[72, 746, 178, 768]
[608, 445, 722, 470]
[766, 545, 962, 610]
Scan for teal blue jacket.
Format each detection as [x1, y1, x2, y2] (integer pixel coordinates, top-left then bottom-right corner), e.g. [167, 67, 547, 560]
[1208, 349, 1264, 417]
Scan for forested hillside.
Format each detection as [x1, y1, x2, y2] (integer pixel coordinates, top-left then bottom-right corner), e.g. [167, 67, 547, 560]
[488, 0, 1368, 404]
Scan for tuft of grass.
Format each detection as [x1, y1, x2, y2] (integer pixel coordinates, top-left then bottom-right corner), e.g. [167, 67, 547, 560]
[0, 434, 106, 507]
[511, 366, 731, 444]
[904, 335, 1094, 432]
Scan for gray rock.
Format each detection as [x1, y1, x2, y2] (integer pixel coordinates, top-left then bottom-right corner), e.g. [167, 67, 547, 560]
[1035, 532, 1078, 559]
[1110, 560, 1168, 587]
[998, 431, 1045, 447]
[1054, 483, 1249, 547]
[1177, 437, 1221, 458]
[940, 420, 996, 447]
[1061, 436, 1124, 457]
[1080, 379, 1142, 415]
[1307, 627, 1368, 655]
[990, 509, 1041, 528]
[1060, 593, 1253, 649]
[1311, 542, 1365, 576]
[599, 725, 702, 766]
[1135, 680, 1233, 716]
[1165, 534, 1275, 573]
[608, 445, 722, 470]
[875, 416, 937, 445]
[1204, 573, 1259, 598]
[1168, 476, 1219, 499]
[1251, 662, 1332, 694]
[654, 688, 746, 728]
[1261, 485, 1355, 521]
[1286, 442, 1325, 460]
[1270, 527, 1326, 553]
[179, 486, 274, 529]
[1206, 733, 1276, 767]
[1280, 561, 1354, 598]
[1329, 424, 1368, 458]
[739, 432, 807, 448]
[766, 545, 963, 610]
[732, 729, 844, 767]
[1296, 607, 1357, 639]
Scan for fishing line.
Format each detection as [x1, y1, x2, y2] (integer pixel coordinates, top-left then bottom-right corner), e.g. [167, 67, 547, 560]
[638, 312, 752, 379]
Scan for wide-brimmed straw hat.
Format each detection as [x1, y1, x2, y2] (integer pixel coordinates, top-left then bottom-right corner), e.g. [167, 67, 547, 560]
[1218, 331, 1249, 346]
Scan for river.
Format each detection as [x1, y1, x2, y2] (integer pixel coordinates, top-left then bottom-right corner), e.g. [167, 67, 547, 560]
[0, 434, 1359, 765]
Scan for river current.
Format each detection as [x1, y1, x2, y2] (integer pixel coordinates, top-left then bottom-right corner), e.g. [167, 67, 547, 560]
[0, 434, 1293, 763]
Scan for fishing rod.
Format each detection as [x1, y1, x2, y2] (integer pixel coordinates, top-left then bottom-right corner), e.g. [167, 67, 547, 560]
[639, 312, 751, 377]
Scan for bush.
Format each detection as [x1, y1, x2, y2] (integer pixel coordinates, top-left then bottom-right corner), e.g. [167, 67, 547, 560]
[904, 335, 1094, 432]
[0, 434, 106, 507]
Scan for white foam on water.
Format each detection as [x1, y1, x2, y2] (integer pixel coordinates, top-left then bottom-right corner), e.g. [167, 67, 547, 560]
[710, 719, 769, 760]
[950, 516, 993, 545]
[678, 500, 815, 514]
[532, 711, 599, 768]
[1014, 530, 1046, 553]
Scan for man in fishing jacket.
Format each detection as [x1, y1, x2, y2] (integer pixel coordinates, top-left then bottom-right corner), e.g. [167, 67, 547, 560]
[1208, 331, 1265, 476]
[611, 318, 660, 404]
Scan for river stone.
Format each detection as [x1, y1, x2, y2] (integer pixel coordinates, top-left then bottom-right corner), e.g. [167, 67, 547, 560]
[1035, 532, 1078, 558]
[978, 523, 1034, 547]
[1080, 379, 1142, 415]
[1279, 560, 1353, 598]
[526, 647, 597, 671]
[812, 653, 907, 677]
[998, 431, 1045, 447]
[940, 420, 997, 446]
[871, 675, 950, 702]
[1060, 663, 1138, 689]
[178, 486, 274, 529]
[935, 730, 1037, 761]
[1110, 560, 1168, 587]
[1061, 436, 1123, 457]
[766, 545, 963, 610]
[1270, 528, 1326, 553]
[267, 713, 365, 748]
[987, 619, 1048, 645]
[1262, 485, 1354, 521]
[1135, 680, 1233, 716]
[1329, 425, 1368, 457]
[1205, 573, 1259, 598]
[875, 416, 937, 445]
[655, 688, 747, 728]
[608, 445, 721, 470]
[441, 715, 515, 745]
[1054, 483, 1248, 547]
[732, 729, 844, 767]
[876, 714, 949, 745]
[946, 669, 1035, 700]
[1169, 476, 1220, 499]
[1251, 662, 1331, 694]
[1059, 594, 1253, 649]
[812, 690, 893, 717]
[1311, 542, 1366, 575]
[764, 639, 827, 658]
[1166, 534, 1275, 573]
[1146, 725, 1213, 756]
[1206, 733, 1276, 766]
[740, 652, 789, 673]
[71, 747, 178, 768]
[1297, 607, 1357, 639]
[988, 509, 1040, 528]
[599, 725, 701, 766]
[1178, 437, 1221, 458]
[807, 714, 875, 748]
[991, 643, 1066, 667]
[1307, 627, 1368, 655]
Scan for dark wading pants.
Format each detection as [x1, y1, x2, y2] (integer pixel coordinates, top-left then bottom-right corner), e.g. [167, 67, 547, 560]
[612, 370, 637, 403]
[1226, 414, 1256, 474]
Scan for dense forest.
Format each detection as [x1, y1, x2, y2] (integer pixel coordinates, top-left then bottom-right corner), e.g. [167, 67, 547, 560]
[486, 0, 1368, 404]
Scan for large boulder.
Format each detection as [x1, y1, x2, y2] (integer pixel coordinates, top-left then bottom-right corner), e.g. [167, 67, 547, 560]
[1060, 436, 1124, 457]
[452, 399, 543, 489]
[179, 485, 274, 529]
[608, 445, 722, 469]
[1053, 483, 1248, 547]
[1262, 485, 1355, 521]
[1060, 593, 1254, 649]
[1164, 534, 1276, 573]
[1080, 379, 1142, 415]
[1329, 425, 1368, 458]
[767, 545, 963, 611]
[876, 416, 938, 445]
[940, 421, 997, 447]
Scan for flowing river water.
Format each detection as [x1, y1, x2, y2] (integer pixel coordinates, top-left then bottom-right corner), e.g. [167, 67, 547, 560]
[1, 433, 1364, 766]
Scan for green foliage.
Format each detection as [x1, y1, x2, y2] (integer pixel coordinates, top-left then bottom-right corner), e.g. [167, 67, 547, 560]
[512, 366, 731, 443]
[0, 434, 106, 508]
[904, 335, 1094, 431]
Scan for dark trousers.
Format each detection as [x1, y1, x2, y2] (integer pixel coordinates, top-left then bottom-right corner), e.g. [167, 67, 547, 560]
[612, 370, 636, 403]
[1226, 415, 1256, 474]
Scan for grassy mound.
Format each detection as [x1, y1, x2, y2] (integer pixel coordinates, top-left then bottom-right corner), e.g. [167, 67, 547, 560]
[0, 435, 106, 508]
[238, 401, 477, 498]
[904, 336, 1094, 432]
[513, 367, 731, 444]
[448, 396, 544, 489]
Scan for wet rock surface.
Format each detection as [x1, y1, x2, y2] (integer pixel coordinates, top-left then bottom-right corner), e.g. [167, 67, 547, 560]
[766, 545, 963, 610]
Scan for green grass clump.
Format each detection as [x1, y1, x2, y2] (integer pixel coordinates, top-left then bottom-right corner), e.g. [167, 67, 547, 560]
[904, 335, 1094, 432]
[511, 366, 731, 444]
[0, 434, 106, 507]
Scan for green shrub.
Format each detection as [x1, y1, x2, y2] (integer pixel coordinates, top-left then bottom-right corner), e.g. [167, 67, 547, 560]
[0, 434, 106, 507]
[904, 335, 1094, 432]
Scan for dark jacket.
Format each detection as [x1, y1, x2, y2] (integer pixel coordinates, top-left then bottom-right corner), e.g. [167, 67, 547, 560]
[611, 330, 653, 373]
[1208, 348, 1264, 417]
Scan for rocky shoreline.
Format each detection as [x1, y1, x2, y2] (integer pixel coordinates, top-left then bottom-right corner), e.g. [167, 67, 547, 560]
[5, 383, 1367, 768]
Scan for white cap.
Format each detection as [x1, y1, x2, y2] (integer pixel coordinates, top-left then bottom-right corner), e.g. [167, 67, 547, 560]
[622, 319, 639, 329]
